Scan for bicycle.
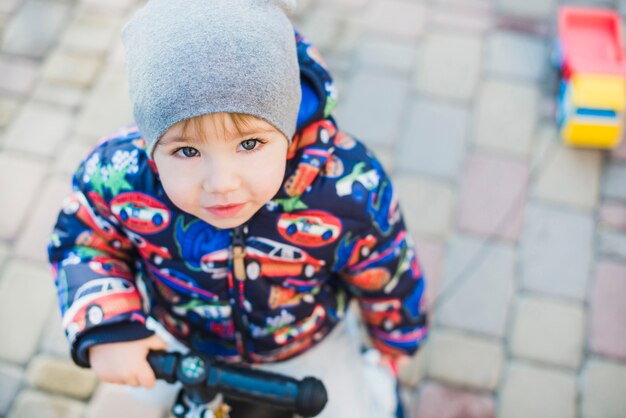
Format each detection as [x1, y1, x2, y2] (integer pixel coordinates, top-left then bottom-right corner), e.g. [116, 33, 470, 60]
[147, 350, 328, 418]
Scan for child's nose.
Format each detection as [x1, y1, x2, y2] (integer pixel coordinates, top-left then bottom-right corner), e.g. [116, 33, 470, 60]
[201, 159, 241, 194]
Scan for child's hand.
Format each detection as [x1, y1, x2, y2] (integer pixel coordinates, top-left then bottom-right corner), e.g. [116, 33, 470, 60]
[89, 334, 168, 388]
[379, 353, 411, 377]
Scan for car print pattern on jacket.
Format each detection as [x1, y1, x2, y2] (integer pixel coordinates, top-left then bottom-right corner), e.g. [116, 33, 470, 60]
[48, 32, 427, 366]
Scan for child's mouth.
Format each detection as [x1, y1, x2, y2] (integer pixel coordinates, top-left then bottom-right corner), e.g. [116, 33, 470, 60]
[205, 203, 246, 218]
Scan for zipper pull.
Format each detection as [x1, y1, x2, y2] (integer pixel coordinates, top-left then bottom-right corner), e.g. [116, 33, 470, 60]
[232, 226, 246, 281]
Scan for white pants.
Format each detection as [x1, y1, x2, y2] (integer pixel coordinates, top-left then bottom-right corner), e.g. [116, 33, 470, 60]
[131, 310, 397, 417]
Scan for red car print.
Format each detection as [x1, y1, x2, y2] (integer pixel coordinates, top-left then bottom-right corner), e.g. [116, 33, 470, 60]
[333, 131, 357, 150]
[111, 192, 170, 234]
[200, 248, 229, 279]
[287, 120, 336, 159]
[349, 234, 377, 266]
[63, 192, 132, 251]
[88, 256, 132, 279]
[342, 267, 391, 292]
[360, 298, 403, 331]
[320, 154, 344, 179]
[62, 278, 142, 341]
[87, 191, 115, 222]
[277, 210, 342, 247]
[268, 285, 312, 309]
[274, 305, 326, 345]
[245, 237, 325, 280]
[125, 230, 171, 265]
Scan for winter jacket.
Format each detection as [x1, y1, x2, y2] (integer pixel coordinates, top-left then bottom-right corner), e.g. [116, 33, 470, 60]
[48, 33, 428, 367]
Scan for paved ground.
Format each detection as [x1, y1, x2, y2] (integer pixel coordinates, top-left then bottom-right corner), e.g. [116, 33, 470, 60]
[1, 0, 626, 417]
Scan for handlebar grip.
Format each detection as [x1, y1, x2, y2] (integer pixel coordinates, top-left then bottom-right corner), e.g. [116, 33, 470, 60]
[147, 351, 179, 384]
[296, 377, 327, 418]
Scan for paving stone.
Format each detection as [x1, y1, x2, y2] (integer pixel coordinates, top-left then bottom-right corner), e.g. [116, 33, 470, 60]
[590, 261, 626, 360]
[499, 362, 576, 418]
[42, 50, 103, 88]
[393, 175, 455, 240]
[356, 37, 417, 74]
[85, 383, 168, 418]
[0, 0, 25, 14]
[484, 30, 548, 81]
[602, 163, 626, 202]
[3, 101, 74, 157]
[0, 57, 39, 95]
[532, 128, 602, 211]
[0, 243, 8, 266]
[8, 389, 85, 418]
[0, 361, 24, 416]
[0, 260, 57, 364]
[510, 295, 584, 370]
[53, 139, 92, 176]
[74, 64, 135, 140]
[611, 136, 626, 161]
[411, 381, 494, 418]
[520, 203, 594, 300]
[318, 0, 368, 10]
[340, 71, 409, 147]
[427, 329, 504, 391]
[413, 31, 482, 101]
[59, 14, 121, 56]
[436, 235, 516, 338]
[2, 1, 72, 58]
[414, 238, 445, 307]
[27, 355, 97, 399]
[15, 177, 71, 262]
[0, 153, 47, 240]
[582, 358, 626, 418]
[599, 202, 626, 232]
[32, 81, 86, 109]
[395, 99, 469, 179]
[428, 0, 494, 34]
[0, 97, 19, 128]
[39, 307, 71, 359]
[457, 153, 529, 241]
[298, 9, 362, 55]
[495, 0, 556, 19]
[473, 79, 539, 157]
[398, 342, 427, 387]
[598, 230, 626, 262]
[363, 0, 426, 40]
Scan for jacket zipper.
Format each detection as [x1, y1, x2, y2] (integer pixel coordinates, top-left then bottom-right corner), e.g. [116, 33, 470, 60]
[230, 225, 251, 362]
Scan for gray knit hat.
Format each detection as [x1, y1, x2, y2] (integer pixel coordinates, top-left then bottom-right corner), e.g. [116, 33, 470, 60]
[122, 0, 301, 157]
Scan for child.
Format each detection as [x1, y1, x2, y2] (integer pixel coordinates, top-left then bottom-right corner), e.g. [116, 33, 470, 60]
[48, 0, 428, 416]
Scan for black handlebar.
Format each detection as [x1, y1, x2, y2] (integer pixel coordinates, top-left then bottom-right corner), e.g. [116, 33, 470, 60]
[147, 351, 327, 417]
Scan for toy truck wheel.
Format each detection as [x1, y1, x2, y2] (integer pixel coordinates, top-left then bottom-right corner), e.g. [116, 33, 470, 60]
[86, 305, 104, 325]
[246, 261, 260, 279]
[303, 264, 315, 278]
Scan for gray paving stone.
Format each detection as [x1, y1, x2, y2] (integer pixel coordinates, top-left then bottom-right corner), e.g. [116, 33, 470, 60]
[499, 362, 576, 418]
[0, 97, 19, 128]
[582, 358, 626, 418]
[0, 57, 39, 95]
[85, 383, 168, 418]
[484, 30, 548, 82]
[393, 175, 455, 240]
[0, 153, 47, 240]
[340, 70, 409, 147]
[398, 342, 427, 387]
[473, 79, 539, 157]
[3, 101, 74, 158]
[395, 98, 469, 179]
[53, 139, 92, 176]
[363, 0, 426, 40]
[413, 31, 482, 101]
[520, 203, 594, 300]
[436, 234, 516, 338]
[590, 261, 626, 360]
[14, 177, 71, 262]
[532, 126, 602, 211]
[427, 329, 504, 391]
[598, 230, 626, 262]
[0, 361, 24, 417]
[602, 163, 626, 202]
[78, 0, 140, 15]
[59, 13, 121, 56]
[318, 0, 368, 10]
[2, 1, 72, 58]
[8, 389, 85, 418]
[356, 37, 418, 74]
[298, 9, 362, 55]
[510, 295, 584, 370]
[495, 0, 556, 19]
[32, 81, 86, 109]
[0, 0, 25, 14]
[0, 243, 8, 266]
[27, 355, 97, 399]
[428, 0, 494, 34]
[599, 202, 626, 231]
[74, 64, 134, 139]
[42, 50, 103, 88]
[0, 260, 56, 364]
[39, 308, 71, 359]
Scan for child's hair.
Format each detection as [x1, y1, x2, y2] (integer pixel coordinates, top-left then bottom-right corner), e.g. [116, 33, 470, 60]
[177, 113, 266, 144]
[122, 0, 301, 159]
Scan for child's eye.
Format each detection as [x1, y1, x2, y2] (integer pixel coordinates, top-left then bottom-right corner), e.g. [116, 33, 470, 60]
[240, 139, 260, 151]
[174, 146, 199, 158]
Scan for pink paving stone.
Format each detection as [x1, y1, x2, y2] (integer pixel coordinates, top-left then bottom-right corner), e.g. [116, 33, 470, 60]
[411, 382, 494, 418]
[590, 260, 626, 360]
[85, 384, 167, 418]
[599, 203, 626, 232]
[457, 153, 529, 241]
[0, 57, 39, 95]
[611, 135, 626, 161]
[414, 239, 445, 308]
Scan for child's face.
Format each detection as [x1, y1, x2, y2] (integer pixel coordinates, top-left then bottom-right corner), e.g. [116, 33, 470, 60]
[153, 113, 289, 229]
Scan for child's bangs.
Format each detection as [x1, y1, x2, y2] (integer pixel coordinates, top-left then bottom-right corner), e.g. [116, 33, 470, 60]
[180, 113, 260, 141]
